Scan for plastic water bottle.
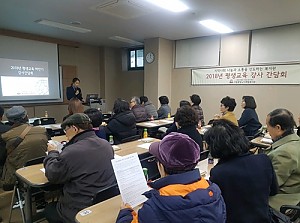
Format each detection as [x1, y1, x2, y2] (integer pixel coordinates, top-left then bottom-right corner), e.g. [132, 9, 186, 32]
[143, 129, 148, 138]
[109, 135, 114, 145]
[45, 111, 48, 118]
[143, 168, 148, 181]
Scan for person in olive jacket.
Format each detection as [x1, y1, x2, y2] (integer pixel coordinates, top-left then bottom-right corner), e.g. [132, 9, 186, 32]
[1, 106, 47, 190]
[265, 108, 300, 211]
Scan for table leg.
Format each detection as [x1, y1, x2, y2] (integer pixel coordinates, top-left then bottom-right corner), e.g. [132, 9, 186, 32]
[24, 185, 33, 223]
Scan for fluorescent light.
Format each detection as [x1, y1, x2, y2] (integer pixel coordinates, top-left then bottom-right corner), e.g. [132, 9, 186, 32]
[199, 19, 233, 34]
[109, 36, 143, 45]
[146, 0, 188, 12]
[35, 19, 91, 33]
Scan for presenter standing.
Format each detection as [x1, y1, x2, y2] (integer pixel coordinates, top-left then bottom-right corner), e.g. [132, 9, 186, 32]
[66, 77, 83, 101]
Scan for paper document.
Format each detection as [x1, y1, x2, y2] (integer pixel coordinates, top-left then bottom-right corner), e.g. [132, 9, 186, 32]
[144, 122, 158, 127]
[111, 153, 148, 208]
[137, 143, 152, 150]
[40, 168, 45, 173]
[260, 138, 273, 144]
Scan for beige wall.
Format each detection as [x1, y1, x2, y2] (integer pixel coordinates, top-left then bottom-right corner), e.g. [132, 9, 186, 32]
[170, 31, 300, 125]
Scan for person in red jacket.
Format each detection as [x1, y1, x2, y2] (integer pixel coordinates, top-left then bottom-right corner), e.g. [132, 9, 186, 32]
[116, 132, 226, 223]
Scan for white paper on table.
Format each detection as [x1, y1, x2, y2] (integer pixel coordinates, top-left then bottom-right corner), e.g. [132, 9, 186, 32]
[111, 153, 148, 208]
[114, 154, 122, 159]
[40, 168, 45, 173]
[260, 138, 273, 144]
[144, 122, 158, 127]
[137, 143, 152, 150]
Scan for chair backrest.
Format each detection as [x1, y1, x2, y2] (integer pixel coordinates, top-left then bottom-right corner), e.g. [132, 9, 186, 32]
[92, 183, 120, 205]
[120, 135, 141, 143]
[280, 203, 300, 222]
[24, 156, 46, 167]
[140, 154, 160, 180]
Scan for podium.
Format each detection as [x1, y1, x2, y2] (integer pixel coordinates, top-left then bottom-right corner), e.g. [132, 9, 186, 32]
[83, 98, 106, 112]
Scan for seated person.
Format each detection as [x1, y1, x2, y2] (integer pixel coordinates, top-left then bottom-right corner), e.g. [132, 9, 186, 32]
[84, 108, 106, 139]
[140, 96, 158, 119]
[44, 113, 116, 223]
[214, 96, 238, 126]
[63, 98, 84, 121]
[157, 96, 171, 119]
[130, 96, 147, 122]
[190, 94, 205, 127]
[0, 106, 11, 174]
[204, 119, 278, 223]
[117, 132, 226, 223]
[165, 100, 190, 134]
[238, 96, 262, 137]
[165, 105, 203, 152]
[105, 99, 137, 144]
[0, 106, 48, 190]
[265, 108, 300, 211]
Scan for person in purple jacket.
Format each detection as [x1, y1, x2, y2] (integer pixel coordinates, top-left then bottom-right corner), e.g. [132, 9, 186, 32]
[116, 132, 226, 223]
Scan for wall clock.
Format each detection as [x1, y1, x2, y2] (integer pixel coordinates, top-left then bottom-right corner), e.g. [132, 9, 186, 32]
[145, 52, 155, 64]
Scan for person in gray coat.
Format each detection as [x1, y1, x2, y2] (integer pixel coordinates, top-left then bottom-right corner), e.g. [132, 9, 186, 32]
[44, 113, 116, 223]
[157, 96, 171, 119]
[140, 96, 158, 119]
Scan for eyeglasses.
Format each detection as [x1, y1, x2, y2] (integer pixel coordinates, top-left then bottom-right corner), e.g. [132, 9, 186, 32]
[63, 126, 71, 133]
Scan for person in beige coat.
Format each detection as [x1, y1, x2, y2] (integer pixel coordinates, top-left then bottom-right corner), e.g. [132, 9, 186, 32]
[265, 108, 300, 211]
[0, 106, 48, 190]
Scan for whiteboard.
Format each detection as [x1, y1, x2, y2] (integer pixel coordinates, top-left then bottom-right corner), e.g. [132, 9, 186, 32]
[250, 24, 300, 64]
[175, 36, 220, 68]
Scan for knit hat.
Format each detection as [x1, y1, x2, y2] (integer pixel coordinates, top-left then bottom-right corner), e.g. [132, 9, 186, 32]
[149, 132, 200, 171]
[5, 106, 27, 123]
[61, 113, 91, 129]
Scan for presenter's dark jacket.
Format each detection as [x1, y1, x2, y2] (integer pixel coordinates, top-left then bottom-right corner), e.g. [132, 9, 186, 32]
[116, 169, 226, 223]
[66, 85, 83, 101]
[165, 125, 203, 152]
[0, 122, 11, 167]
[104, 110, 137, 144]
[44, 130, 116, 223]
[1, 124, 47, 187]
[238, 108, 262, 137]
[210, 153, 278, 223]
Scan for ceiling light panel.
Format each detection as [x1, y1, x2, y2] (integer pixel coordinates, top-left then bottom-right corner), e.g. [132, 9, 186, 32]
[35, 19, 91, 33]
[199, 20, 233, 34]
[145, 0, 188, 12]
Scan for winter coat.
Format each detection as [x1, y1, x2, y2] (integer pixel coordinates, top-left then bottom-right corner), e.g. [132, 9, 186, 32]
[105, 111, 137, 144]
[1, 124, 47, 187]
[44, 130, 116, 223]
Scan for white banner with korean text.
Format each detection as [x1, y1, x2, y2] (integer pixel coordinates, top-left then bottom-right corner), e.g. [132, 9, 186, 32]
[191, 63, 300, 85]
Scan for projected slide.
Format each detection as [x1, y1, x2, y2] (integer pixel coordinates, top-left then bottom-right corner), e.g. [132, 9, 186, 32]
[0, 58, 49, 97]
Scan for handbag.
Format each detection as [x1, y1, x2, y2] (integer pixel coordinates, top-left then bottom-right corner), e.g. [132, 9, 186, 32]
[270, 207, 291, 223]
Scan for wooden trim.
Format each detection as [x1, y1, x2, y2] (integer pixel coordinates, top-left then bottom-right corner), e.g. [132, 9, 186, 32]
[0, 29, 80, 48]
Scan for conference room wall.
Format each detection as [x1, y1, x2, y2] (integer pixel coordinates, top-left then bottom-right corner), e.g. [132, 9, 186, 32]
[171, 31, 300, 125]
[99, 47, 144, 111]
